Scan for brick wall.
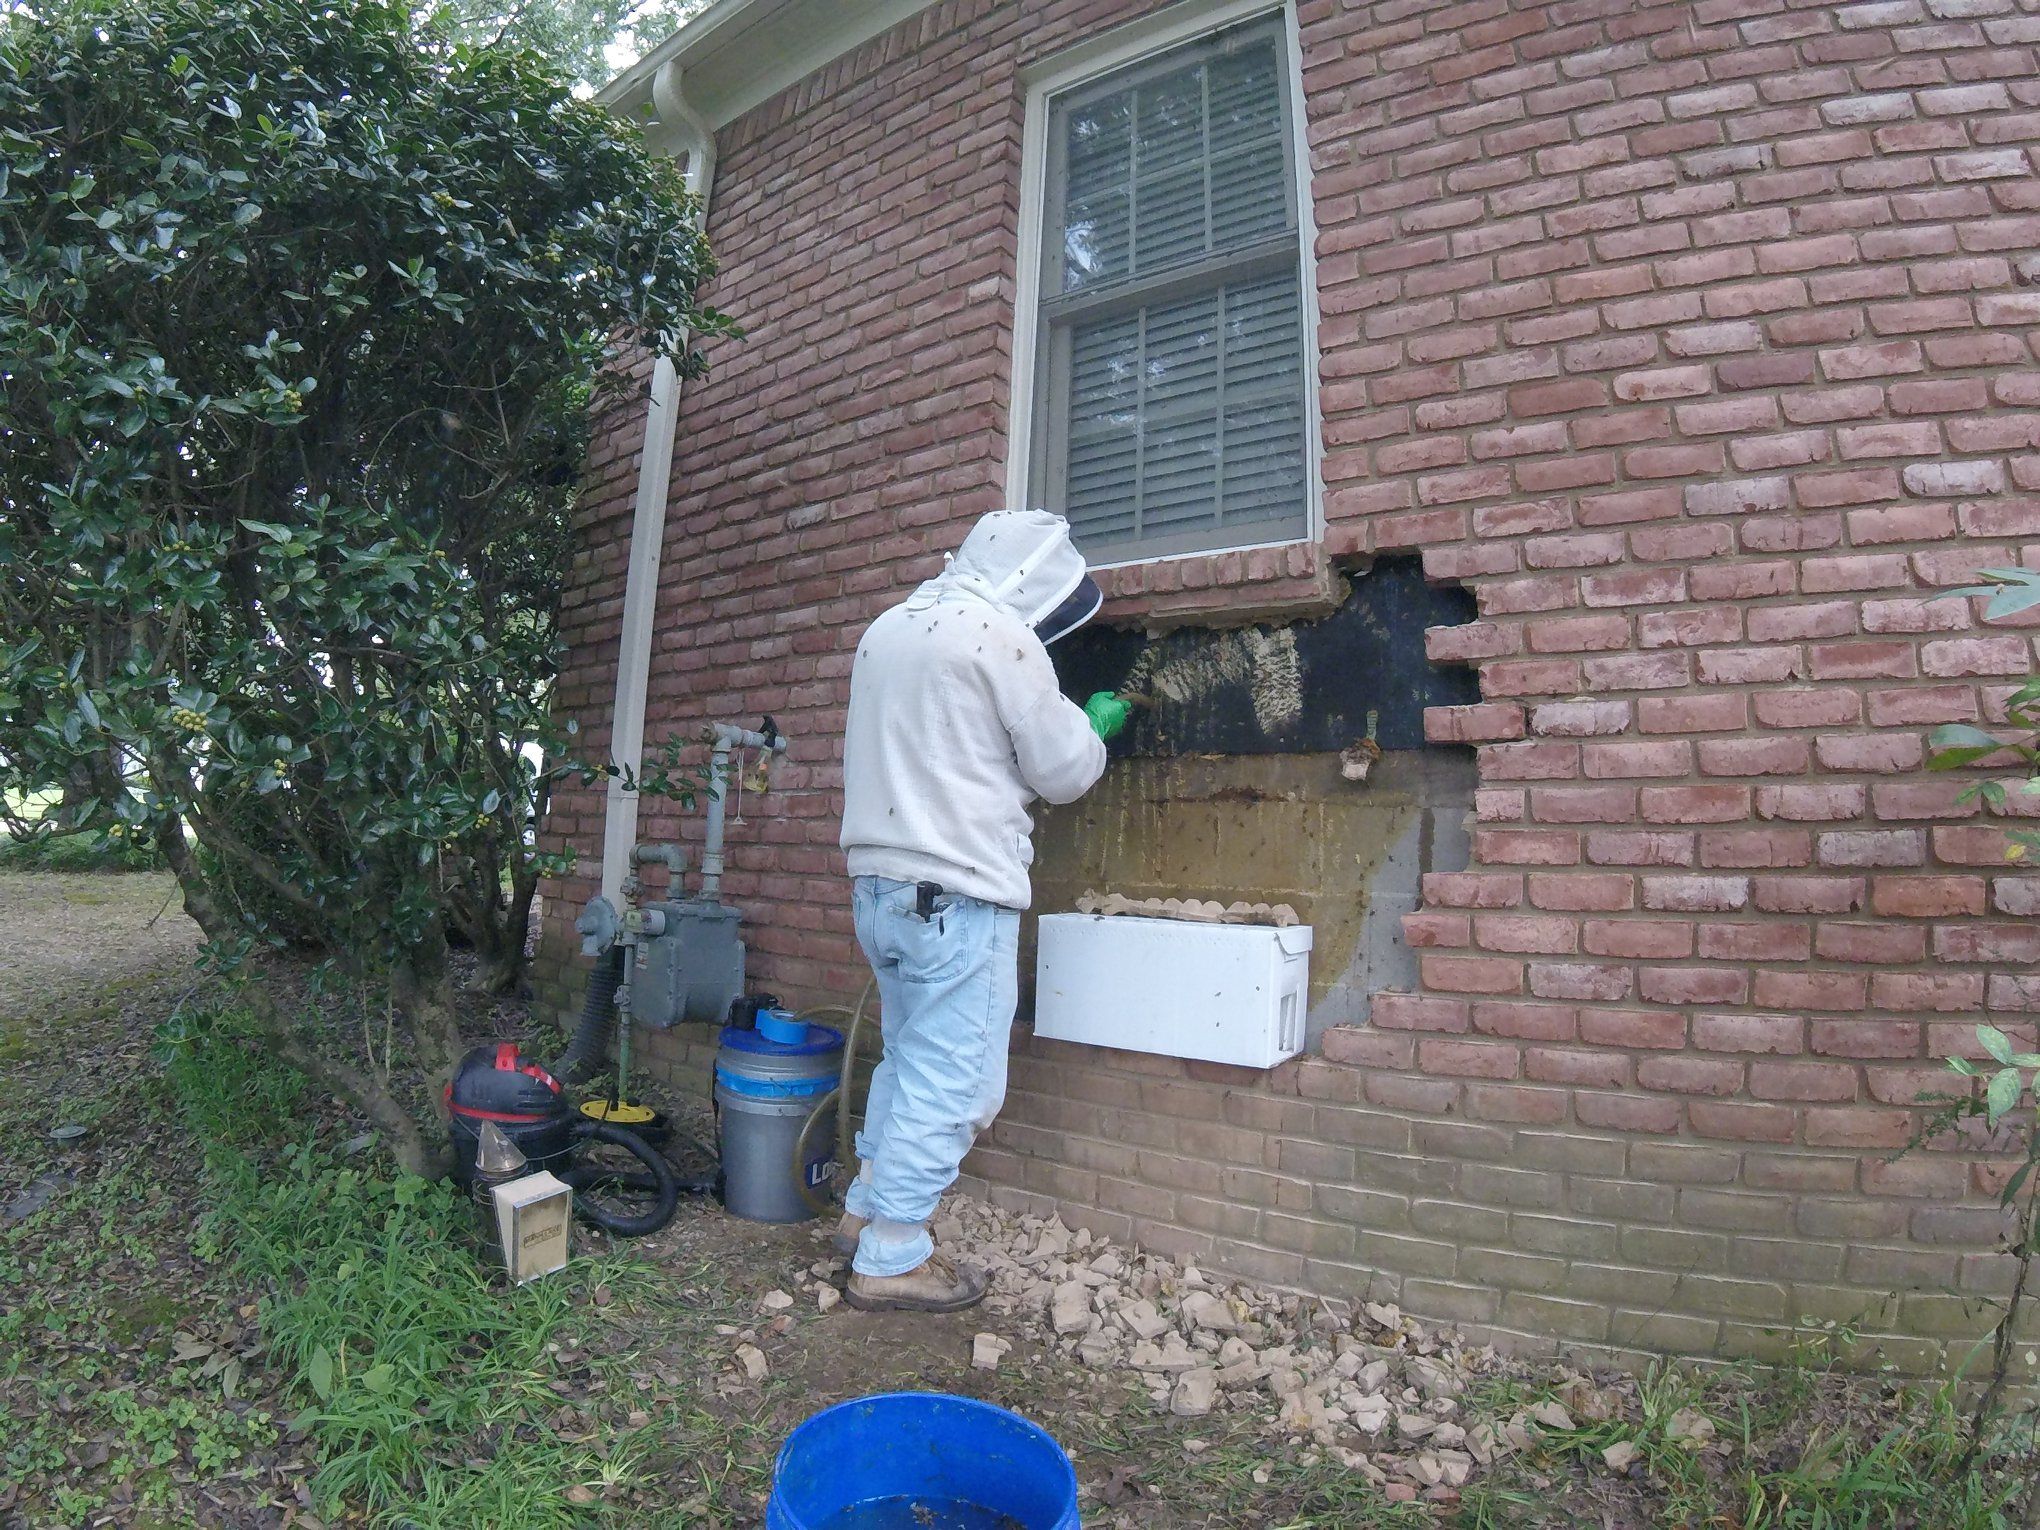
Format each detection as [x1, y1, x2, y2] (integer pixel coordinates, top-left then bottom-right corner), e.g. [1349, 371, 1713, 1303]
[540, 0, 2040, 1372]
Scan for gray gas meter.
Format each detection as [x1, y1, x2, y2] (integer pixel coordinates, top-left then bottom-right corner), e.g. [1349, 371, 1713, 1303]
[630, 899, 745, 1028]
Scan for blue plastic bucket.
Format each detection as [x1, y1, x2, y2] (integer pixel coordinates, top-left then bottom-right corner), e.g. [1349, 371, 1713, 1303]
[766, 1393, 1081, 1530]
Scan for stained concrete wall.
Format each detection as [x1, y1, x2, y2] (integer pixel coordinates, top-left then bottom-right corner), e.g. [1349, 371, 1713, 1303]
[1030, 750, 1476, 1042]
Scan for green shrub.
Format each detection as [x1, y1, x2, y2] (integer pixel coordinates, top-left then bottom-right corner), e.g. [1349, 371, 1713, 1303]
[1, 0, 726, 1175]
[0, 829, 163, 873]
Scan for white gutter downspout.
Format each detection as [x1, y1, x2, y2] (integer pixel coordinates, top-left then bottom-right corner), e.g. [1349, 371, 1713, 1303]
[598, 61, 717, 905]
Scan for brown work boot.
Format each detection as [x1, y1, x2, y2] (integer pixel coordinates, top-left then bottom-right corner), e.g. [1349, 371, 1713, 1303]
[845, 1254, 988, 1313]
[831, 1211, 869, 1258]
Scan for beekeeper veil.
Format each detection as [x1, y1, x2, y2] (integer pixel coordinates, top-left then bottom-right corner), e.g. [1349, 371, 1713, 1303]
[936, 508, 1103, 644]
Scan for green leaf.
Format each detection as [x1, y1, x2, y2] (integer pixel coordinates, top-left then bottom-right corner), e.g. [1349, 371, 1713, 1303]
[2005, 1160, 2034, 1208]
[1987, 1066, 2022, 1126]
[1950, 1057, 1983, 1077]
[1980, 1025, 2016, 1065]
[307, 1347, 332, 1400]
[238, 519, 294, 543]
[1928, 724, 2005, 770]
[361, 1362, 393, 1394]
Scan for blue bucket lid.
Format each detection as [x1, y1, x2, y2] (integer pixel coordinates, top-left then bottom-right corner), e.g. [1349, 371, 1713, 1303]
[719, 1022, 843, 1058]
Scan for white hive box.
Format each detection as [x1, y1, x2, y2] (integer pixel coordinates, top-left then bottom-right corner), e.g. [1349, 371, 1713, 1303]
[1033, 913, 1312, 1069]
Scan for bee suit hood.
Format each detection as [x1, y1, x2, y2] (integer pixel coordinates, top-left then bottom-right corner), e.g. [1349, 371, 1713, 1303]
[904, 509, 1104, 644]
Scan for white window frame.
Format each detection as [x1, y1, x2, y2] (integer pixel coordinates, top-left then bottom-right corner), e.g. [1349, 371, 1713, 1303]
[1005, 0, 1324, 572]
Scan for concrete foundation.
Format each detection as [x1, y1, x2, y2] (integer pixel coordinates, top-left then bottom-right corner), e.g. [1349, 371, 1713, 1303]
[1029, 749, 1475, 1042]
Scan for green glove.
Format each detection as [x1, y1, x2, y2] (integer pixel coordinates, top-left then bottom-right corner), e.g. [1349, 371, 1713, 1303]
[1084, 691, 1132, 741]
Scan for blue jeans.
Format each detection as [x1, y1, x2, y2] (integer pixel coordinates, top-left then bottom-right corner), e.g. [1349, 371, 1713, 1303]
[843, 876, 1020, 1277]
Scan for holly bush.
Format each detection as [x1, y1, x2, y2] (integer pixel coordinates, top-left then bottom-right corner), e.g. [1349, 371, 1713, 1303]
[0, 0, 725, 1171]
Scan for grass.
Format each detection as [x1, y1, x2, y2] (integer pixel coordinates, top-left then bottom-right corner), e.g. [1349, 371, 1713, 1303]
[155, 1003, 729, 1527]
[1470, 1328, 2034, 1530]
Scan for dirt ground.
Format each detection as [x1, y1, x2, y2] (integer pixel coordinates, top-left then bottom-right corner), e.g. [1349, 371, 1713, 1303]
[1, 870, 2013, 1529]
[0, 873, 199, 1037]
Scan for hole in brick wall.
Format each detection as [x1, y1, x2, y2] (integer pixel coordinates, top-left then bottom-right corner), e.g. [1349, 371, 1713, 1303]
[1051, 557, 1477, 753]
[1033, 558, 1478, 1043]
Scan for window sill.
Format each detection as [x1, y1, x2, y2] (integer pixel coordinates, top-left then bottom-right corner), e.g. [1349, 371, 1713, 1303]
[1093, 532, 1361, 626]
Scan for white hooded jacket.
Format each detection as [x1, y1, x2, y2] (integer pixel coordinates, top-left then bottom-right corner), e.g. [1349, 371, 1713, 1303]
[840, 511, 1107, 910]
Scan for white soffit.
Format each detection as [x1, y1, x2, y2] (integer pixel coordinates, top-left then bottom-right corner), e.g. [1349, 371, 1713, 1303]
[600, 0, 941, 133]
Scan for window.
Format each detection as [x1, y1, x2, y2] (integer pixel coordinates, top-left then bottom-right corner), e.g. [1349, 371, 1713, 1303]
[1019, 13, 1314, 566]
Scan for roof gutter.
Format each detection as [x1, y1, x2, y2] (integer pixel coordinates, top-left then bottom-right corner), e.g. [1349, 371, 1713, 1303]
[591, 0, 937, 903]
[598, 59, 716, 905]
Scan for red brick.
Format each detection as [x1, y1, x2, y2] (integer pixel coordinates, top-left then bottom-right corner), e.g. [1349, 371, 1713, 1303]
[1816, 922, 1927, 964]
[1529, 699, 1632, 736]
[1586, 830, 1697, 867]
[1640, 785, 1750, 824]
[1639, 694, 1748, 732]
[1690, 561, 1795, 600]
[1474, 913, 1580, 955]
[1747, 601, 1857, 642]
[1583, 918, 1696, 959]
[1531, 786, 1639, 824]
[1752, 875, 1866, 915]
[1526, 872, 1638, 921]
[1403, 911, 1471, 948]
[1475, 827, 1583, 865]
[1818, 830, 1928, 868]
[1637, 1056, 1745, 1095]
[1372, 994, 1472, 1034]
[1424, 872, 1525, 909]
[1641, 875, 1751, 912]
[1528, 962, 1634, 1001]
[1690, 1101, 1798, 1144]
[1638, 966, 1750, 1005]
[1419, 1039, 1522, 1079]
[1811, 1020, 1922, 1059]
[1638, 608, 1743, 648]
[1583, 740, 1694, 778]
[1804, 1108, 1913, 1150]
[1421, 954, 1525, 995]
[1698, 921, 1813, 961]
[1754, 784, 1868, 820]
[1872, 973, 1985, 1013]
[1526, 613, 1635, 652]
[1753, 969, 1869, 1012]
[1575, 1091, 1681, 1133]
[1699, 829, 1814, 869]
[1425, 702, 1528, 743]
[1866, 686, 1978, 727]
[1815, 732, 1925, 771]
[1463, 1083, 1569, 1125]
[1527, 1046, 1633, 1090]
[1320, 1027, 1415, 1069]
[1471, 1000, 1578, 1042]
[1921, 637, 2031, 677]
[1696, 738, 1811, 777]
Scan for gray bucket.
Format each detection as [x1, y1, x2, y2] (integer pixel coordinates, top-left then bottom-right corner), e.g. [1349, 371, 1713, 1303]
[714, 1022, 843, 1224]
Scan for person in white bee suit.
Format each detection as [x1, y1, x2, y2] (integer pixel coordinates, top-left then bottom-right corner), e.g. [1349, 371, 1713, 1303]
[834, 509, 1131, 1312]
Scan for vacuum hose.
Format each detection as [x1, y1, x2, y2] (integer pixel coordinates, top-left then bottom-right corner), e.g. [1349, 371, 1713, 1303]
[791, 977, 877, 1216]
[554, 947, 624, 1085]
